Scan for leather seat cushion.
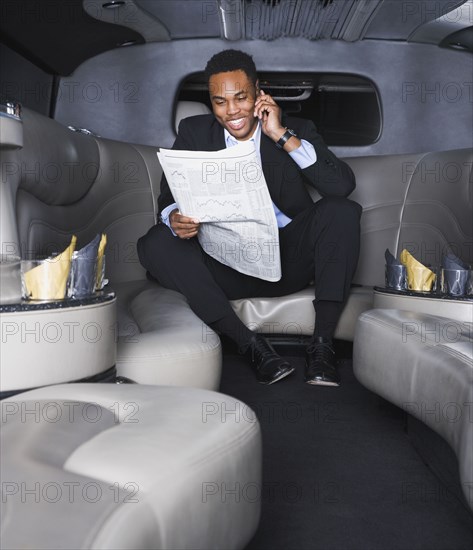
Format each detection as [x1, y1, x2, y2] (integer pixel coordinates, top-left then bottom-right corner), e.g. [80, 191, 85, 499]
[231, 285, 374, 340]
[113, 281, 222, 390]
[1, 383, 262, 550]
[374, 290, 473, 324]
[353, 309, 473, 509]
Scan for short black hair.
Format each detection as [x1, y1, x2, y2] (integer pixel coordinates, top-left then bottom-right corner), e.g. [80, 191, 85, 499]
[204, 49, 258, 85]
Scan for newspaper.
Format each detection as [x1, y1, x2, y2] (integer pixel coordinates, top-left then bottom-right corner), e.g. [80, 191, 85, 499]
[157, 141, 281, 281]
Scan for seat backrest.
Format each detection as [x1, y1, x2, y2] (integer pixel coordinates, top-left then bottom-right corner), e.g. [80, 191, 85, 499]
[344, 153, 424, 286]
[397, 148, 473, 268]
[8, 108, 162, 284]
[344, 149, 472, 286]
[1, 102, 210, 285]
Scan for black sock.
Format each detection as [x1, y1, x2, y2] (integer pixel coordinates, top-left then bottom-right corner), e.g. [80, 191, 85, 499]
[209, 313, 254, 351]
[313, 300, 344, 341]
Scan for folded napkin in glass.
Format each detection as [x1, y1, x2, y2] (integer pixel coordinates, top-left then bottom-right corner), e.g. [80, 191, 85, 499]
[22, 236, 77, 300]
[440, 252, 470, 296]
[384, 249, 407, 290]
[400, 249, 436, 292]
[69, 234, 101, 298]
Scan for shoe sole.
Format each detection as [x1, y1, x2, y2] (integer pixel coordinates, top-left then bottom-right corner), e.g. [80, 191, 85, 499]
[305, 379, 340, 387]
[259, 366, 295, 385]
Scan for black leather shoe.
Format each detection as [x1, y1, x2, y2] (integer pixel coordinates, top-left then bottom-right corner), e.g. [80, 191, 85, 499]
[244, 335, 295, 385]
[305, 337, 340, 387]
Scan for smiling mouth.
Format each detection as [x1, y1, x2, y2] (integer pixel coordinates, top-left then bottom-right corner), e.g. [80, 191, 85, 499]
[227, 118, 245, 130]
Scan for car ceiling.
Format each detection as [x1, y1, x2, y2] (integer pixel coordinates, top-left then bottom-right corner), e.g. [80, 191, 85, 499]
[1, 0, 471, 76]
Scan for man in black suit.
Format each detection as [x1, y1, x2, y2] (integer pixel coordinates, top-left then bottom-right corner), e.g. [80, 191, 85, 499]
[138, 49, 361, 386]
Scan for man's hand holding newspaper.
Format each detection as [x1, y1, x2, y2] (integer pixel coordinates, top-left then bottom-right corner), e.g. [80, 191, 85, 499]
[157, 140, 281, 281]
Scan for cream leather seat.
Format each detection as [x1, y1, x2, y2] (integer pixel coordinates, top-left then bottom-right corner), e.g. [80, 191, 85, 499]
[1, 383, 262, 549]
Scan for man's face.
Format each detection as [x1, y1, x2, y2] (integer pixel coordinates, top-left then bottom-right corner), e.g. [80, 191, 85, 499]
[208, 69, 259, 141]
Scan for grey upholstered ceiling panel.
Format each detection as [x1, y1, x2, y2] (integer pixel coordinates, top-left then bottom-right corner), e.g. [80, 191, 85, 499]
[365, 0, 467, 39]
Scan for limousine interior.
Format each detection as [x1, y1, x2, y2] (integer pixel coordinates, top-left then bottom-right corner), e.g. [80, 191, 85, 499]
[1, 1, 472, 549]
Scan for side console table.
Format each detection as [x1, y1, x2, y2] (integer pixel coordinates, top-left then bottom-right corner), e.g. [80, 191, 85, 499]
[0, 292, 117, 398]
[373, 287, 473, 324]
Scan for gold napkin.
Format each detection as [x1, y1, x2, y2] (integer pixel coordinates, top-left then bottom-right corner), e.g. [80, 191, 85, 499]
[400, 248, 436, 291]
[95, 233, 107, 290]
[24, 236, 77, 300]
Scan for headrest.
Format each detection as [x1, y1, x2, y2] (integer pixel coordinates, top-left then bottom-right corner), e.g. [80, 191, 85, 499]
[174, 101, 211, 133]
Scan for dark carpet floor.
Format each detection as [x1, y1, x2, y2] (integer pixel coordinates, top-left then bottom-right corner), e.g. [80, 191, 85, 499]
[218, 344, 473, 550]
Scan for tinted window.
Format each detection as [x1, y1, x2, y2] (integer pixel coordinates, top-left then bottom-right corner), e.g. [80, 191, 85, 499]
[178, 72, 381, 146]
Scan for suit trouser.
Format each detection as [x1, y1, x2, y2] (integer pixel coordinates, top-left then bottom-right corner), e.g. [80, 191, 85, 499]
[137, 196, 362, 326]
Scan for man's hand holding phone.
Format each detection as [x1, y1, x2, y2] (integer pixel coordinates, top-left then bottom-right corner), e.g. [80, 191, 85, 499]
[254, 89, 284, 140]
[254, 90, 301, 151]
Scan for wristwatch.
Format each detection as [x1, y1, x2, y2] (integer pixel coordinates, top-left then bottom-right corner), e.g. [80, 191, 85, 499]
[276, 128, 297, 149]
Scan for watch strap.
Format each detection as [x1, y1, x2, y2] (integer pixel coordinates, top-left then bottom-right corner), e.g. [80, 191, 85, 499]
[276, 128, 297, 149]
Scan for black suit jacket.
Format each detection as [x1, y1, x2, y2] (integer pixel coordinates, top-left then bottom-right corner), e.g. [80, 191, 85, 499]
[158, 114, 355, 219]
